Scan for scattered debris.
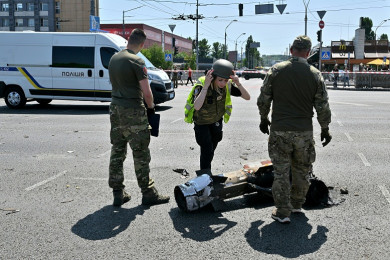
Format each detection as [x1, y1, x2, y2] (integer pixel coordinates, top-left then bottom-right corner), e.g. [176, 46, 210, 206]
[1, 208, 20, 215]
[340, 187, 349, 194]
[365, 227, 372, 231]
[60, 199, 74, 203]
[173, 168, 190, 178]
[74, 130, 79, 133]
[23, 135, 29, 138]
[189, 147, 194, 150]
[240, 155, 248, 160]
[67, 151, 74, 154]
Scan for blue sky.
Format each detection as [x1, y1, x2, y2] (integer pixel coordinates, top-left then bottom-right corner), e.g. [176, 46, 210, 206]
[99, 0, 390, 55]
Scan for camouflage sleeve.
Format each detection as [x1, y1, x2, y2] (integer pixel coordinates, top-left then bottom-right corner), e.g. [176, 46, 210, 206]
[313, 71, 332, 128]
[257, 70, 273, 119]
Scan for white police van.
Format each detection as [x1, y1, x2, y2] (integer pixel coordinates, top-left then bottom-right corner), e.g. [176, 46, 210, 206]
[0, 31, 174, 108]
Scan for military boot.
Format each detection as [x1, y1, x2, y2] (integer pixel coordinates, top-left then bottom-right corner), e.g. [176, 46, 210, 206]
[113, 189, 131, 207]
[141, 187, 170, 206]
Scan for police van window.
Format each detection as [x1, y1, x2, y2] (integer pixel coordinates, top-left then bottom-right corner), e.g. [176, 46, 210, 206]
[52, 46, 94, 68]
[100, 47, 118, 69]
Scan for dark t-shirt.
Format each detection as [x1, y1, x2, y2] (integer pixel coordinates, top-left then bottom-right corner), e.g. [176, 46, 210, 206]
[108, 49, 148, 108]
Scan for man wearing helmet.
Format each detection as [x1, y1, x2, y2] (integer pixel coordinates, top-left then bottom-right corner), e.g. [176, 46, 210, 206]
[257, 35, 332, 224]
[184, 59, 250, 171]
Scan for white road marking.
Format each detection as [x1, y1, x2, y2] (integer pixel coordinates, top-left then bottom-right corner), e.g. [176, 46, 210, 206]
[378, 185, 390, 205]
[97, 149, 111, 158]
[337, 120, 344, 127]
[171, 118, 183, 123]
[344, 132, 353, 142]
[25, 170, 67, 191]
[73, 177, 136, 182]
[357, 153, 371, 167]
[65, 130, 106, 133]
[332, 101, 370, 107]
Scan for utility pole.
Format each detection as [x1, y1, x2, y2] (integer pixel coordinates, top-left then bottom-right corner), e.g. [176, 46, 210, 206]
[122, 6, 143, 38]
[172, 2, 203, 71]
[303, 0, 310, 36]
[196, 0, 199, 71]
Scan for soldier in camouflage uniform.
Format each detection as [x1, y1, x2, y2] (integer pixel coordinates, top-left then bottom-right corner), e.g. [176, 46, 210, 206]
[257, 35, 332, 224]
[108, 28, 169, 207]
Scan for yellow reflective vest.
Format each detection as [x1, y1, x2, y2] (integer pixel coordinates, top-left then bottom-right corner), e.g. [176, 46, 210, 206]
[184, 76, 232, 124]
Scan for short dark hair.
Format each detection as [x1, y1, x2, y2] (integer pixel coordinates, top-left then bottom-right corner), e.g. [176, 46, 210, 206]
[128, 28, 147, 46]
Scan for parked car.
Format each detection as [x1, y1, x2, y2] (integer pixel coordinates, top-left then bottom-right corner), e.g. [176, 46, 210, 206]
[241, 69, 266, 80]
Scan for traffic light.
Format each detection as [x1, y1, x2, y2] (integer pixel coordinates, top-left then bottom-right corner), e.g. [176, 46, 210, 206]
[174, 46, 178, 56]
[172, 37, 176, 47]
[239, 4, 243, 16]
[317, 30, 322, 42]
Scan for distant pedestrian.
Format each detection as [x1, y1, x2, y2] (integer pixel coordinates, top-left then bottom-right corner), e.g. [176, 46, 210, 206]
[172, 66, 178, 88]
[186, 67, 194, 86]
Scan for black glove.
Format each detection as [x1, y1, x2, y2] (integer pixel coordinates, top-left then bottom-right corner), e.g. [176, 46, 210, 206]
[147, 107, 155, 117]
[259, 118, 271, 135]
[321, 128, 332, 147]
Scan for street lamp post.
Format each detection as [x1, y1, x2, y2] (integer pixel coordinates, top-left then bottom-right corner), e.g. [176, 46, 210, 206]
[375, 19, 389, 40]
[235, 33, 246, 69]
[224, 20, 237, 59]
[122, 6, 143, 37]
[303, 0, 310, 36]
[241, 41, 246, 68]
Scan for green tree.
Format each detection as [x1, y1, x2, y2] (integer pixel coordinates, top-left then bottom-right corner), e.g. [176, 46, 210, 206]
[198, 38, 210, 58]
[379, 33, 388, 40]
[141, 44, 173, 69]
[211, 42, 223, 59]
[243, 36, 261, 68]
[360, 17, 375, 40]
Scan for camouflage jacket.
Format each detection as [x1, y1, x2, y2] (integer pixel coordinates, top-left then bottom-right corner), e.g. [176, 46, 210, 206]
[257, 56, 331, 131]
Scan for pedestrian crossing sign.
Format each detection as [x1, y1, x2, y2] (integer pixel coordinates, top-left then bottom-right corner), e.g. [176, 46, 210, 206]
[321, 51, 331, 60]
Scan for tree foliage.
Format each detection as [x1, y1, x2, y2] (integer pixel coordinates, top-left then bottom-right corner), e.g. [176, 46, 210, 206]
[360, 17, 375, 40]
[198, 39, 210, 58]
[379, 33, 388, 40]
[211, 42, 223, 59]
[141, 44, 172, 69]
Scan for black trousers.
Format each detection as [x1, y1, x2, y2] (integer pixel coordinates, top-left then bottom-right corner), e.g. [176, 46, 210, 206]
[194, 119, 223, 170]
[186, 77, 193, 85]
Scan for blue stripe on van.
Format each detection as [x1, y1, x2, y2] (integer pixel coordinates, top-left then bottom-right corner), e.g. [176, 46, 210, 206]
[0, 67, 19, 71]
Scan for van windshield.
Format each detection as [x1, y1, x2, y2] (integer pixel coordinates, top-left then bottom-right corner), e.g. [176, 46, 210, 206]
[137, 52, 156, 69]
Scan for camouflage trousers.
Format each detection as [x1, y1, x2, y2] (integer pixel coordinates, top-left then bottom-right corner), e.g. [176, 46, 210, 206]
[108, 104, 154, 192]
[268, 131, 316, 216]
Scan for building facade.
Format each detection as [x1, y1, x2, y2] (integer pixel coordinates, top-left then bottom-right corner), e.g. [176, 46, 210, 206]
[0, 0, 98, 32]
[100, 23, 193, 54]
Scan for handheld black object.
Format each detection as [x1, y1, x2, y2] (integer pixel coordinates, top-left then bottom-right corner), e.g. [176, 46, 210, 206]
[148, 113, 160, 137]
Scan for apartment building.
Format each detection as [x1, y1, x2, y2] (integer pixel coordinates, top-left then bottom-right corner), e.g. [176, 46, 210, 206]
[0, 0, 98, 32]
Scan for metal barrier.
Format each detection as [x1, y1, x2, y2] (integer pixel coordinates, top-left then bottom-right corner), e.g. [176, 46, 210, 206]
[322, 71, 390, 89]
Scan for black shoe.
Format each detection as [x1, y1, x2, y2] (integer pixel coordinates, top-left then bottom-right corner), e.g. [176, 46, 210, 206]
[142, 187, 170, 206]
[113, 189, 131, 207]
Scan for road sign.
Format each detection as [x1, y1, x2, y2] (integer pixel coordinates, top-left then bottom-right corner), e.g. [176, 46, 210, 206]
[319, 20, 325, 29]
[317, 10, 326, 19]
[321, 51, 331, 60]
[165, 53, 172, 61]
[250, 42, 260, 48]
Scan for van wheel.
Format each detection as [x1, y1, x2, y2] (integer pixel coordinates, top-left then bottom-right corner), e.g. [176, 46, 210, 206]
[244, 75, 250, 80]
[36, 99, 52, 105]
[5, 86, 26, 109]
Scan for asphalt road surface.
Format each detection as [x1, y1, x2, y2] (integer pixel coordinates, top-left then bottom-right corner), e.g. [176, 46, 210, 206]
[1, 79, 390, 259]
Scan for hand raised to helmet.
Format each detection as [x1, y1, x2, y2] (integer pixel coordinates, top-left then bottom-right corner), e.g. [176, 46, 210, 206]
[230, 70, 240, 85]
[204, 69, 214, 87]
